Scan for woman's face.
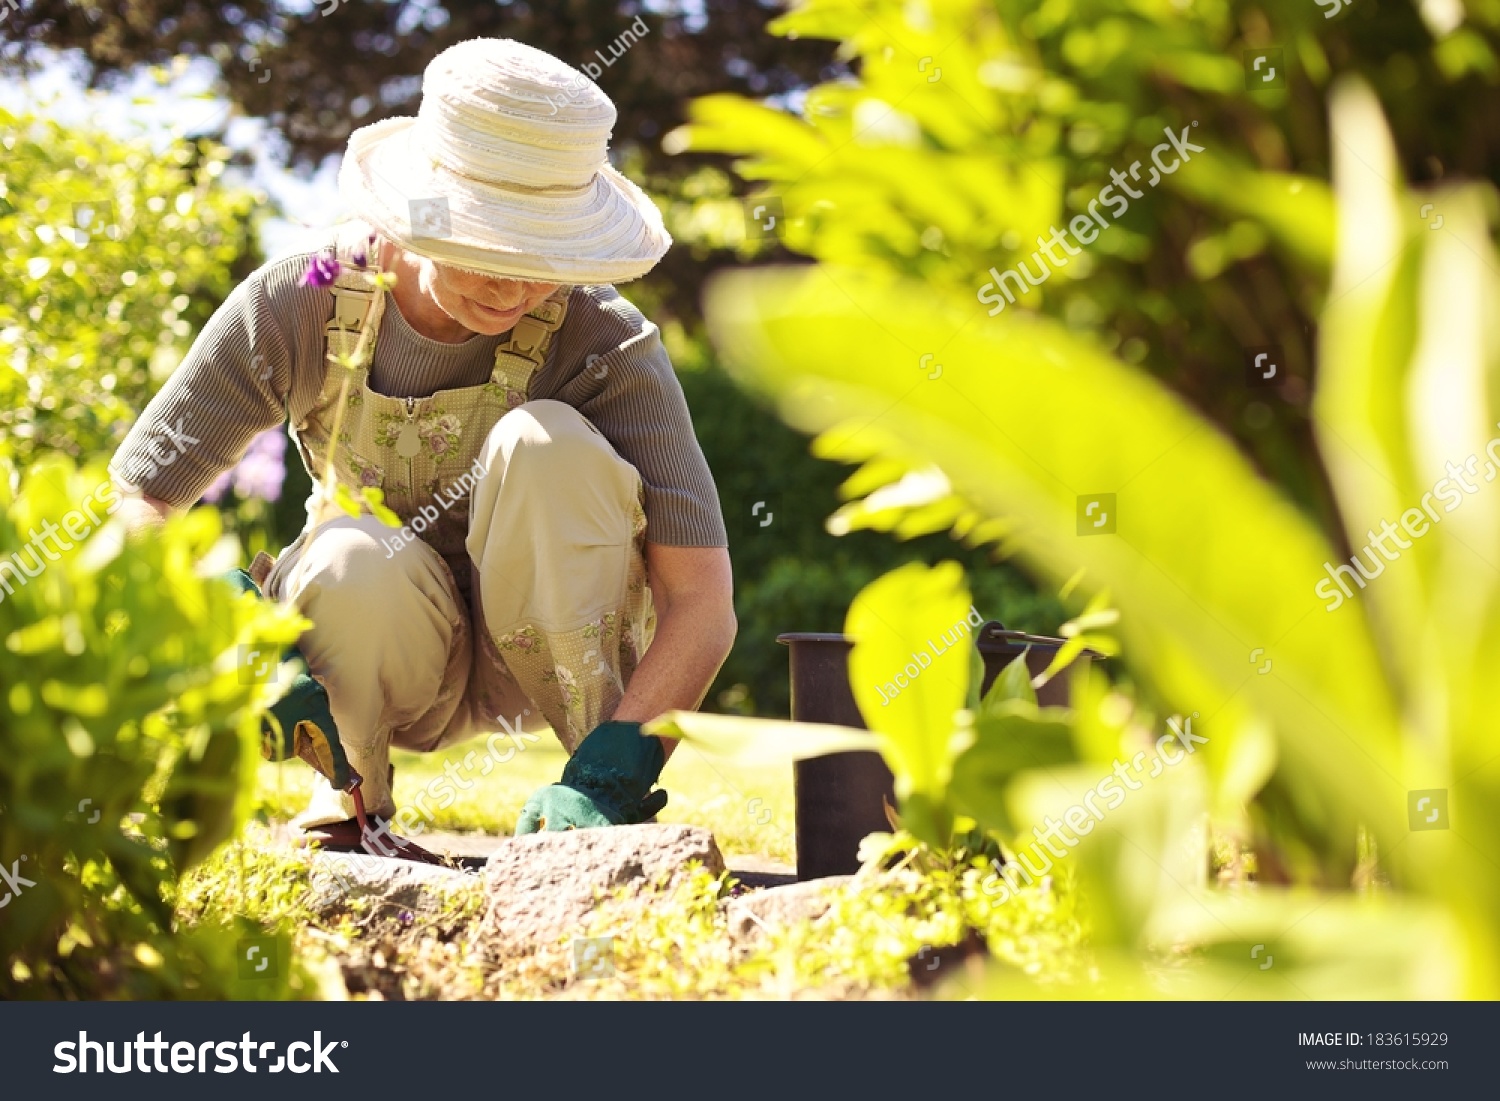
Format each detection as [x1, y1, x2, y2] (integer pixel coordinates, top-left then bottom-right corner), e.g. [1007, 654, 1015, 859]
[415, 257, 560, 336]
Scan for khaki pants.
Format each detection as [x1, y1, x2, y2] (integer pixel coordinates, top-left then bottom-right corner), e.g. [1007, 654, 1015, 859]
[267, 400, 655, 829]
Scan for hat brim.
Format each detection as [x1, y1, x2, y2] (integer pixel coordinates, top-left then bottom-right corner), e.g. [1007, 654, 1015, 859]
[338, 117, 672, 284]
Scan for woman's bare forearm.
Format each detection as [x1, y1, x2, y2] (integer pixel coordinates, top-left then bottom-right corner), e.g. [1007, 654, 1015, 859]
[611, 596, 735, 762]
[610, 543, 736, 761]
[114, 490, 174, 535]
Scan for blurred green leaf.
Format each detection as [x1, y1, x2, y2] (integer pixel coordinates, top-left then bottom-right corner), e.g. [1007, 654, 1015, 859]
[359, 486, 402, 528]
[845, 562, 974, 841]
[705, 263, 1405, 863]
[0, 455, 303, 999]
[984, 653, 1037, 709]
[646, 710, 879, 765]
[949, 702, 1078, 837]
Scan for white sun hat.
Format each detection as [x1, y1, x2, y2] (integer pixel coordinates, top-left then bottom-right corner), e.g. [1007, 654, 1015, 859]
[338, 37, 671, 285]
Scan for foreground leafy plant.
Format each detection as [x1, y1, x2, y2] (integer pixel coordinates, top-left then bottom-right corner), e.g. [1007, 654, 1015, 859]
[0, 457, 314, 998]
[669, 79, 1499, 996]
[650, 557, 1100, 906]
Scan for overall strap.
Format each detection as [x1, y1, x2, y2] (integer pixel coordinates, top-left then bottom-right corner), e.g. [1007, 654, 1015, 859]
[325, 223, 386, 369]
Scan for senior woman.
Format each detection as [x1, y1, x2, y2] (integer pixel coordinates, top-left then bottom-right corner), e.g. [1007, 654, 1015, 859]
[109, 39, 735, 855]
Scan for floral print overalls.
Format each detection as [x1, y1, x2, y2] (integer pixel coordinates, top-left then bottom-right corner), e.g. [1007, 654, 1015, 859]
[282, 224, 654, 753]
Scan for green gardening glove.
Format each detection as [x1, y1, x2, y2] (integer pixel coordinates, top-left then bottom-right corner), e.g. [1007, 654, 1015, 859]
[224, 569, 353, 790]
[515, 720, 668, 833]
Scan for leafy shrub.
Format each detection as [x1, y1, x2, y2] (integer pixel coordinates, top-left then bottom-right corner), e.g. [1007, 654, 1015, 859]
[658, 0, 1500, 998]
[0, 456, 309, 998]
[0, 108, 260, 467]
[663, 85, 1500, 996]
[672, 0, 1500, 525]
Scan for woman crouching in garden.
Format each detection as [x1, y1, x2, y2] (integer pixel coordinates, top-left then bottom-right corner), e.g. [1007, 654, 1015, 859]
[108, 38, 736, 857]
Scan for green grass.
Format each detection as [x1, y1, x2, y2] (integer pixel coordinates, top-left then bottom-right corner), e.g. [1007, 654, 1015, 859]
[253, 734, 796, 863]
[549, 858, 1089, 1000]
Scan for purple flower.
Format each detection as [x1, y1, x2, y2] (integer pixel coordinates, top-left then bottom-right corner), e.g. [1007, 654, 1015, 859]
[201, 468, 233, 505]
[200, 430, 285, 505]
[232, 430, 286, 503]
[352, 233, 379, 269]
[429, 434, 449, 455]
[359, 466, 382, 488]
[301, 250, 341, 287]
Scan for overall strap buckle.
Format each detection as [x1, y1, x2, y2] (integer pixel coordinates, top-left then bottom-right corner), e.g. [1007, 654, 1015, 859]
[326, 285, 376, 336]
[507, 316, 550, 361]
[500, 290, 570, 369]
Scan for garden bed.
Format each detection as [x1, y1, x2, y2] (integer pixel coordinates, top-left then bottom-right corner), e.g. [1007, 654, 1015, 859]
[179, 807, 1088, 1000]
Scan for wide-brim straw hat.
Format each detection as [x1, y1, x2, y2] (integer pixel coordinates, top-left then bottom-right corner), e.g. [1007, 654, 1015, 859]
[338, 38, 671, 285]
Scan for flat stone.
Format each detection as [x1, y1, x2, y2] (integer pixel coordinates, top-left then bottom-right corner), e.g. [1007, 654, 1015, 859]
[410, 831, 507, 859]
[727, 855, 797, 890]
[307, 850, 480, 917]
[725, 876, 854, 942]
[403, 830, 507, 866]
[480, 824, 724, 955]
[266, 820, 499, 860]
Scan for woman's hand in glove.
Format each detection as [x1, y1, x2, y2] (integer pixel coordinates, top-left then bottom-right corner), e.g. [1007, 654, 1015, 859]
[514, 721, 667, 833]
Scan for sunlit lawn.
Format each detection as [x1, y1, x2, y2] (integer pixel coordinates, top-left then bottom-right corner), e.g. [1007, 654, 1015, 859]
[254, 732, 796, 864]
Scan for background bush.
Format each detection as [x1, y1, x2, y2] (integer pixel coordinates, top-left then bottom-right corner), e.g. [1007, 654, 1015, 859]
[678, 358, 1063, 715]
[0, 108, 260, 467]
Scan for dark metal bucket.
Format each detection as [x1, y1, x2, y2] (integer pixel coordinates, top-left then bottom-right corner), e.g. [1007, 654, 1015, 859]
[777, 622, 1092, 881]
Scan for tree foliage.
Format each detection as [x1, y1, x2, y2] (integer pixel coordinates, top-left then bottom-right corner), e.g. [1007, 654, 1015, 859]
[0, 0, 836, 175]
